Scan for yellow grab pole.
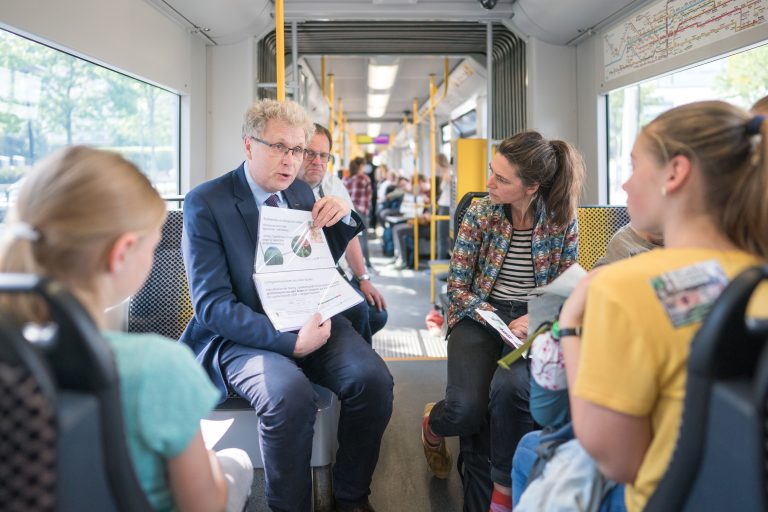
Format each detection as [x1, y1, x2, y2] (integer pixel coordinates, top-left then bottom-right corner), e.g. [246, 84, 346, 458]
[412, 97, 420, 269]
[429, 74, 437, 262]
[321, 56, 326, 99]
[328, 74, 335, 145]
[438, 57, 449, 104]
[275, 0, 285, 101]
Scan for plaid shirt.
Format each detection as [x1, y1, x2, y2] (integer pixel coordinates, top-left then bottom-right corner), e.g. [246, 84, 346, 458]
[447, 196, 579, 328]
[344, 173, 372, 217]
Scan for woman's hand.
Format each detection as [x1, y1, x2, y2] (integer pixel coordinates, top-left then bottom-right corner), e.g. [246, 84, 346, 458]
[508, 314, 529, 340]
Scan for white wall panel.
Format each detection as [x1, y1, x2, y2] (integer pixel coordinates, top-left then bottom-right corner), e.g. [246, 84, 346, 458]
[206, 39, 255, 181]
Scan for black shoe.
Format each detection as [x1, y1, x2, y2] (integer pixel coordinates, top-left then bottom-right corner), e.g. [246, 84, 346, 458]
[335, 498, 376, 512]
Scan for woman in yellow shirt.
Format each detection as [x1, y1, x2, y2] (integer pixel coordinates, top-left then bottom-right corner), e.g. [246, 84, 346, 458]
[559, 101, 767, 512]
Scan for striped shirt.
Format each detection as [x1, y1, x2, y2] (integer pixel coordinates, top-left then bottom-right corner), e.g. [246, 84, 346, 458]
[490, 228, 535, 302]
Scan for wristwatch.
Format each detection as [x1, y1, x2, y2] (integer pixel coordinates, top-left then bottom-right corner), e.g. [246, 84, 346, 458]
[356, 273, 371, 282]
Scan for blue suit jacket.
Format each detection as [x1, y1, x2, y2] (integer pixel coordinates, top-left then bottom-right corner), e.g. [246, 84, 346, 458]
[180, 164, 363, 397]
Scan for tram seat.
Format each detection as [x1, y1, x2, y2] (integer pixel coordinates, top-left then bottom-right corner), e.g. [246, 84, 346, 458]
[128, 207, 339, 511]
[644, 264, 768, 512]
[575, 205, 630, 270]
[0, 274, 153, 512]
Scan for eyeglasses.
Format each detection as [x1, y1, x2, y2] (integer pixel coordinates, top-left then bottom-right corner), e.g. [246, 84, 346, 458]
[250, 136, 305, 160]
[304, 149, 334, 164]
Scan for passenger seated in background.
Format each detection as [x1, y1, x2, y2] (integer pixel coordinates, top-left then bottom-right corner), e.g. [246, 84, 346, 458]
[421, 131, 585, 512]
[391, 174, 431, 269]
[375, 166, 398, 214]
[555, 101, 768, 512]
[298, 123, 388, 344]
[592, 224, 663, 268]
[0, 146, 253, 512]
[377, 176, 410, 226]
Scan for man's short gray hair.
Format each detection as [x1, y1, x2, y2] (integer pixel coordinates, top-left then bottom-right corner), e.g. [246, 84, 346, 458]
[242, 99, 315, 143]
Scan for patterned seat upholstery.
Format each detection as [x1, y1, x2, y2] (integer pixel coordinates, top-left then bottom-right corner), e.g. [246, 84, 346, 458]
[0, 275, 152, 511]
[0, 317, 57, 512]
[576, 206, 630, 270]
[128, 209, 192, 339]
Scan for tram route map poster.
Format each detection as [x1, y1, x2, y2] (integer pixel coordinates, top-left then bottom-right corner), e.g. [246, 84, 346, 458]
[253, 206, 362, 332]
[603, 0, 767, 82]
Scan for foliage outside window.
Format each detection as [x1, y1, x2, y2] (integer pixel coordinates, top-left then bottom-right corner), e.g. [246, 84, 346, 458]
[607, 43, 768, 205]
[0, 28, 180, 215]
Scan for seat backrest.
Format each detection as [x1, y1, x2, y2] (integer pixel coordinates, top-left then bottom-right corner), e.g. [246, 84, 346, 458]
[453, 191, 488, 241]
[0, 275, 152, 512]
[646, 265, 768, 512]
[128, 209, 193, 340]
[576, 206, 629, 270]
[0, 315, 57, 512]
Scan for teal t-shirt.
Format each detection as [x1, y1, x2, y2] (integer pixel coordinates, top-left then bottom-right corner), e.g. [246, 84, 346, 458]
[103, 331, 219, 511]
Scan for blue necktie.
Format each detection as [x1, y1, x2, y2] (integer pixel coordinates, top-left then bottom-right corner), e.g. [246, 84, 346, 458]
[264, 194, 280, 208]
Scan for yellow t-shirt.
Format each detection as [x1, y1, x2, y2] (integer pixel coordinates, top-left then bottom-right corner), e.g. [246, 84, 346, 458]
[573, 248, 766, 512]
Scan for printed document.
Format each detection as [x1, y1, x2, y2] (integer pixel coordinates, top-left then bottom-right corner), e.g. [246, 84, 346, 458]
[253, 206, 362, 332]
[476, 309, 524, 349]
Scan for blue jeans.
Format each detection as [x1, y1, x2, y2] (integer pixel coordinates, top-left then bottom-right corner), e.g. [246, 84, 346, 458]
[428, 299, 533, 488]
[512, 430, 626, 511]
[220, 315, 394, 511]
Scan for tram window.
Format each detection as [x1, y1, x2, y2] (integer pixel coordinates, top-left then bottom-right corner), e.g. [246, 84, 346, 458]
[607, 42, 768, 205]
[0, 28, 181, 211]
[441, 122, 451, 160]
[451, 109, 477, 138]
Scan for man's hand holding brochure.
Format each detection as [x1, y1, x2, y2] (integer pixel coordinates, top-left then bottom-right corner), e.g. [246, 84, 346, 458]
[253, 206, 362, 332]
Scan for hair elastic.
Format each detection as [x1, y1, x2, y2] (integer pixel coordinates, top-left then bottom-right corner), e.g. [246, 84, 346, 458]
[2, 222, 40, 242]
[746, 115, 765, 136]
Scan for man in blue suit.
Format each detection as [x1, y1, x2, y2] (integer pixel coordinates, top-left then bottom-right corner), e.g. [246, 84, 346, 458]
[181, 99, 393, 512]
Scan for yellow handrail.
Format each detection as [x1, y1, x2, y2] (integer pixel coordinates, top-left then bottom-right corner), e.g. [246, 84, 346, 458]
[417, 57, 451, 269]
[275, 0, 285, 101]
[327, 74, 335, 144]
[428, 57, 450, 264]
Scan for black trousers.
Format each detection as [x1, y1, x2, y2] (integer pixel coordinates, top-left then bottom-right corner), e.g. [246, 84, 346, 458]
[429, 299, 534, 488]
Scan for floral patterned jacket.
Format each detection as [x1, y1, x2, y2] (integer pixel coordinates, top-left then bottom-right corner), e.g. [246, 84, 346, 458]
[447, 196, 579, 328]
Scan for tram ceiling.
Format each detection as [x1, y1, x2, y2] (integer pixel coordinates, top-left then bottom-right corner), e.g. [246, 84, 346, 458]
[149, 0, 644, 46]
[147, 0, 645, 136]
[260, 22, 518, 137]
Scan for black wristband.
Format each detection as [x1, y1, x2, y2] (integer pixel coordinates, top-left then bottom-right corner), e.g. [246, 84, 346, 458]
[558, 327, 582, 338]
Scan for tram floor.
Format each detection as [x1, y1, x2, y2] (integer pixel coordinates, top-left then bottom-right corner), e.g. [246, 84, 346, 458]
[244, 359, 463, 512]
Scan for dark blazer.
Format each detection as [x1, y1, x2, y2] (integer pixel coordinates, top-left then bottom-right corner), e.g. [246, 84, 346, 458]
[180, 164, 363, 396]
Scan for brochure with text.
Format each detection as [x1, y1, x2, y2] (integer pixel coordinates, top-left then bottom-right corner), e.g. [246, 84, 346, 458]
[253, 206, 362, 332]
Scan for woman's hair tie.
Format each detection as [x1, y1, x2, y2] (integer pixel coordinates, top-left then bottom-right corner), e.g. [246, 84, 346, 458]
[746, 115, 765, 136]
[1, 222, 40, 242]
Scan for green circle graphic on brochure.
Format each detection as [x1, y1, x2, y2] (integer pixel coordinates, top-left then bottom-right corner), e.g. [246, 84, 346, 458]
[264, 246, 284, 265]
[291, 235, 312, 258]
